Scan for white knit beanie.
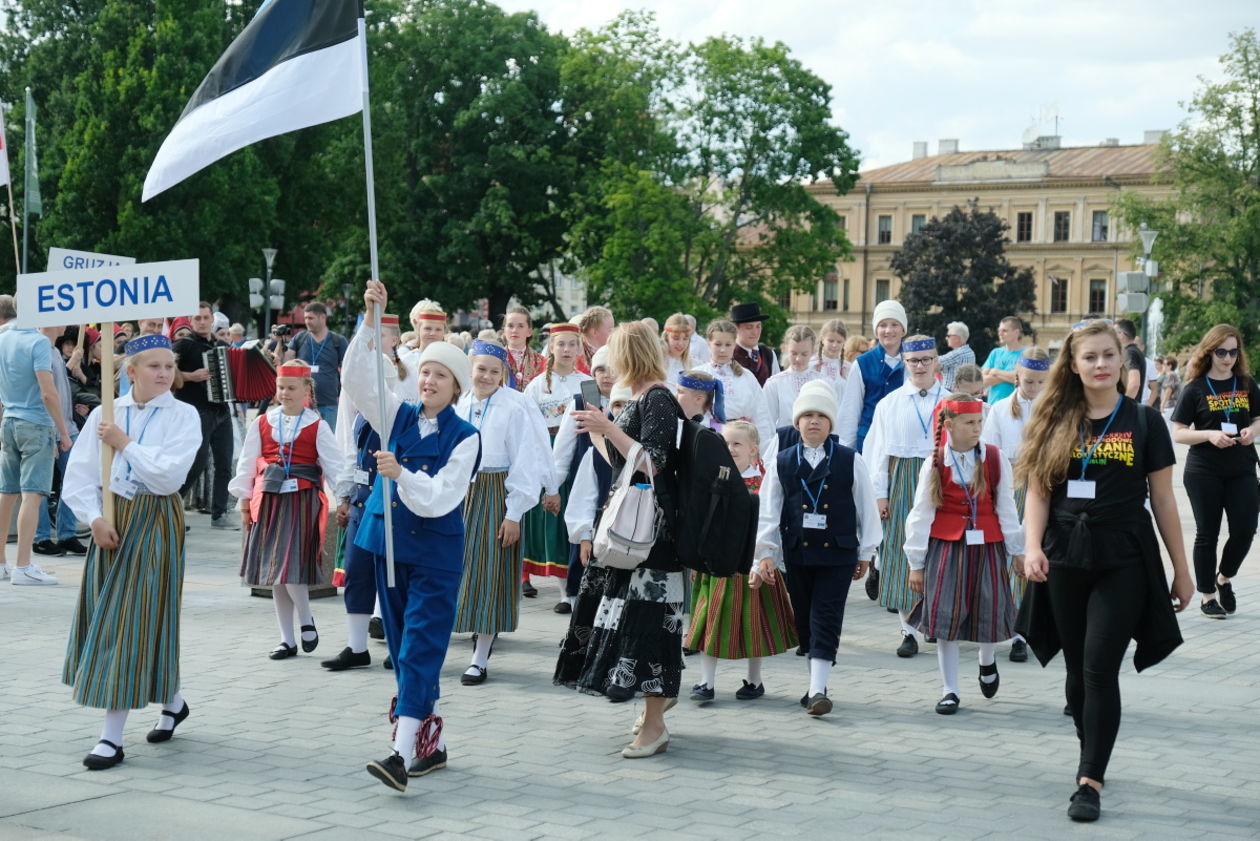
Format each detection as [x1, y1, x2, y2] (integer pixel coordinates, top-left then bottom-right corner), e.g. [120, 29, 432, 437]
[591, 345, 611, 372]
[609, 383, 633, 404]
[792, 383, 839, 429]
[418, 341, 472, 398]
[872, 300, 908, 332]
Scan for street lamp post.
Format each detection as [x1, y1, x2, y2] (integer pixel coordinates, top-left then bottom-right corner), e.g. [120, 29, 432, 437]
[262, 247, 277, 340]
[1137, 223, 1158, 351]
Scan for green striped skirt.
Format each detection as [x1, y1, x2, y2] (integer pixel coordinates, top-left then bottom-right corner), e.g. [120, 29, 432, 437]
[63, 492, 185, 710]
[522, 476, 573, 579]
[453, 471, 522, 635]
[878, 455, 924, 614]
[686, 572, 798, 659]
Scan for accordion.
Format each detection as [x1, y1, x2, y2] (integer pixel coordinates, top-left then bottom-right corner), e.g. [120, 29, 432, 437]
[205, 345, 277, 403]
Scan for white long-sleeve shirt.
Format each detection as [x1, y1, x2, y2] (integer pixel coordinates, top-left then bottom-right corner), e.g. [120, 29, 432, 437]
[762, 368, 837, 430]
[699, 361, 775, 455]
[456, 385, 551, 521]
[564, 448, 601, 543]
[342, 324, 479, 518]
[836, 352, 902, 449]
[524, 369, 592, 431]
[981, 392, 1036, 463]
[229, 406, 343, 500]
[902, 446, 1025, 570]
[864, 380, 945, 498]
[62, 390, 202, 526]
[334, 353, 400, 501]
[753, 442, 882, 570]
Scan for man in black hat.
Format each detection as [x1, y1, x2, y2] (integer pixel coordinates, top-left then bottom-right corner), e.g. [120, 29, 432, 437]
[729, 302, 779, 386]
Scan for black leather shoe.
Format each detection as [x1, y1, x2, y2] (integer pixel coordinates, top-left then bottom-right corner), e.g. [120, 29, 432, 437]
[935, 693, 960, 715]
[368, 616, 385, 640]
[461, 665, 487, 686]
[1218, 580, 1237, 614]
[896, 634, 919, 658]
[1063, 703, 1073, 716]
[522, 580, 537, 598]
[366, 753, 408, 791]
[32, 539, 65, 557]
[805, 693, 832, 716]
[146, 701, 190, 743]
[688, 683, 714, 703]
[384, 654, 393, 670]
[735, 680, 765, 700]
[409, 748, 448, 777]
[61, 537, 90, 555]
[1067, 783, 1101, 822]
[321, 647, 371, 671]
[979, 663, 1000, 699]
[1009, 639, 1029, 662]
[300, 623, 319, 653]
[269, 642, 298, 660]
[553, 601, 572, 614]
[865, 566, 879, 600]
[83, 740, 125, 770]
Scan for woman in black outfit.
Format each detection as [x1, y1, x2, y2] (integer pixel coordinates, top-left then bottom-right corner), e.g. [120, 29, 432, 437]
[1018, 320, 1192, 823]
[1170, 324, 1260, 619]
[556, 320, 683, 758]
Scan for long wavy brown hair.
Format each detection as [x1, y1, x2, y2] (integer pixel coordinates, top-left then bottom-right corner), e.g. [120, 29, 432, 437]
[1016, 321, 1124, 495]
[1185, 323, 1251, 383]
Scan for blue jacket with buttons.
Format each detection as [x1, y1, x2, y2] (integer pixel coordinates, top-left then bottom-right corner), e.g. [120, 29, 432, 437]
[353, 403, 480, 572]
[776, 440, 859, 566]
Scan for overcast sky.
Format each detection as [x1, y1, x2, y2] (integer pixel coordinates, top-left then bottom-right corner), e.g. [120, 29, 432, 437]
[494, 0, 1254, 171]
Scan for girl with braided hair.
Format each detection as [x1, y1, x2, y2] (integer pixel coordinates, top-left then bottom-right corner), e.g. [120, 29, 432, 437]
[904, 394, 1024, 715]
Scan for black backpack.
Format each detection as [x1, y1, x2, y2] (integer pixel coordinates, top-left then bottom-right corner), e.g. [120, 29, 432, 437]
[672, 411, 759, 577]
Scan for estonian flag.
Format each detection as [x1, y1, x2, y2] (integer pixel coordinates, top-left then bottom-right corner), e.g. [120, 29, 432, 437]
[143, 0, 364, 202]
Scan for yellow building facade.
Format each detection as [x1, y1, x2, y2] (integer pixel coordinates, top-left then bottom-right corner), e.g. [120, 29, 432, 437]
[787, 137, 1171, 348]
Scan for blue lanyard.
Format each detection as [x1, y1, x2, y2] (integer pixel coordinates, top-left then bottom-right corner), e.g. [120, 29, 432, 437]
[306, 333, 330, 366]
[1205, 376, 1237, 423]
[948, 447, 978, 528]
[797, 439, 834, 512]
[912, 384, 939, 437]
[278, 409, 306, 477]
[465, 390, 495, 428]
[1077, 396, 1123, 480]
[123, 406, 160, 479]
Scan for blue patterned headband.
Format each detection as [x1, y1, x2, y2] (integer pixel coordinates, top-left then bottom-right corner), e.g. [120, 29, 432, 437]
[470, 340, 515, 389]
[124, 334, 171, 355]
[677, 375, 726, 423]
[1018, 356, 1051, 371]
[901, 338, 935, 353]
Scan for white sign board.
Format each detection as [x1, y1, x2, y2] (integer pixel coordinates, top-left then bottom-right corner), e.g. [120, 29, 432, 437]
[15, 259, 200, 329]
[47, 247, 137, 271]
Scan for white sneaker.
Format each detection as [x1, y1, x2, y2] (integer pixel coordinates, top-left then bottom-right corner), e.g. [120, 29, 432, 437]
[211, 512, 240, 531]
[11, 563, 59, 586]
[0, 563, 10, 581]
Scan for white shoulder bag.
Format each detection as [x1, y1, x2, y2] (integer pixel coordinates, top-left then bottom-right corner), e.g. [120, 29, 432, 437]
[592, 442, 662, 570]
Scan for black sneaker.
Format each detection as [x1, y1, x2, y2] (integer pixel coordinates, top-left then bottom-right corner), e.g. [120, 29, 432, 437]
[32, 539, 65, 557]
[61, 537, 90, 555]
[688, 683, 714, 704]
[896, 633, 919, 658]
[1201, 599, 1228, 620]
[805, 692, 832, 716]
[1009, 639, 1029, 662]
[1067, 783, 1101, 822]
[1218, 580, 1237, 614]
[368, 616, 385, 640]
[366, 753, 408, 791]
[409, 748, 447, 777]
[735, 680, 765, 700]
[321, 647, 371, 671]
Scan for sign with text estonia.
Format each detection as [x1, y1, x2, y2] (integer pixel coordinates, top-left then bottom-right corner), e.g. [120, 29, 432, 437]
[14, 259, 200, 329]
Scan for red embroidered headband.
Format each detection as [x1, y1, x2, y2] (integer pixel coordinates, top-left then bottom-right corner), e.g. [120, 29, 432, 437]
[276, 365, 312, 378]
[380, 314, 400, 327]
[549, 324, 580, 334]
[942, 400, 984, 414]
[416, 313, 446, 322]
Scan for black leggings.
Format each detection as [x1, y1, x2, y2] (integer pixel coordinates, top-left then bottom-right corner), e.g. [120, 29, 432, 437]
[1046, 562, 1147, 784]
[1183, 469, 1258, 594]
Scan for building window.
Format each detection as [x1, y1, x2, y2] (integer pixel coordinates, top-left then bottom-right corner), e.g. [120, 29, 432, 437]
[911, 214, 926, 234]
[875, 278, 891, 302]
[822, 273, 839, 311]
[1053, 211, 1071, 242]
[1050, 276, 1068, 313]
[1016, 212, 1033, 242]
[842, 278, 850, 311]
[1089, 278, 1107, 314]
[778, 292, 792, 310]
[837, 216, 847, 231]
[1091, 211, 1109, 242]
[877, 215, 892, 244]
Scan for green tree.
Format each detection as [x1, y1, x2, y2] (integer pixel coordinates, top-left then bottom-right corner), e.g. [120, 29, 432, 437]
[1113, 29, 1260, 354]
[891, 200, 1037, 361]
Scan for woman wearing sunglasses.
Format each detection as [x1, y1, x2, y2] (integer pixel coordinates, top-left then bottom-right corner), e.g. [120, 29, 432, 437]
[1170, 324, 1260, 619]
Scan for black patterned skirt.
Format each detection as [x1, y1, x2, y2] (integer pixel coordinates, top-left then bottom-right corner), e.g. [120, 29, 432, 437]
[554, 562, 685, 701]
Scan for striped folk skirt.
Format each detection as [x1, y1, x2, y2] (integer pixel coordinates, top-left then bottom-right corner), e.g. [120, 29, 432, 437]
[878, 455, 924, 614]
[522, 476, 573, 579]
[1010, 483, 1028, 608]
[686, 572, 798, 659]
[453, 471, 522, 635]
[240, 488, 325, 586]
[63, 493, 185, 710]
[910, 537, 1017, 643]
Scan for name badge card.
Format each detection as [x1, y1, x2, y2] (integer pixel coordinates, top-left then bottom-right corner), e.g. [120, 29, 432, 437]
[965, 529, 985, 546]
[308, 365, 320, 373]
[1221, 422, 1239, 435]
[1067, 480, 1096, 499]
[353, 469, 370, 485]
[279, 478, 300, 494]
[803, 513, 827, 530]
[111, 477, 137, 500]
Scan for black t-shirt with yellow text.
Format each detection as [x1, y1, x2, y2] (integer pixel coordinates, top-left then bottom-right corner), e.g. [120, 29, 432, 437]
[1171, 376, 1260, 476]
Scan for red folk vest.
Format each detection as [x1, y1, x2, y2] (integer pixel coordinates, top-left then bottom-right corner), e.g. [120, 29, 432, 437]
[257, 411, 322, 493]
[929, 444, 1004, 543]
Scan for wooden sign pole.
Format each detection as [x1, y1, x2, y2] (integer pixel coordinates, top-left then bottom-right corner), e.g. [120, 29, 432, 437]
[100, 321, 115, 528]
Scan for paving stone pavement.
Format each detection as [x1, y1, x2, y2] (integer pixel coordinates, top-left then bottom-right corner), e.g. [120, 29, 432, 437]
[2, 447, 1259, 841]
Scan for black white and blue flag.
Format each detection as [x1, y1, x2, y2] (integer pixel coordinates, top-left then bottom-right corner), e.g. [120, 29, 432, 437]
[143, 0, 363, 201]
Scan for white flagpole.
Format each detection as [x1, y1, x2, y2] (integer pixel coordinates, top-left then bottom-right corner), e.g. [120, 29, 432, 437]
[357, 14, 396, 588]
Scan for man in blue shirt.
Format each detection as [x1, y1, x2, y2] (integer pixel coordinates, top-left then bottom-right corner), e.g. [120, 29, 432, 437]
[286, 302, 348, 430]
[0, 300, 74, 586]
[981, 316, 1026, 404]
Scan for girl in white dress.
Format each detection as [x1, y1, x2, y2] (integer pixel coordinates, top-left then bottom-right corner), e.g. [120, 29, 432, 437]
[699, 319, 774, 451]
[763, 326, 836, 429]
[663, 313, 693, 386]
[812, 318, 851, 383]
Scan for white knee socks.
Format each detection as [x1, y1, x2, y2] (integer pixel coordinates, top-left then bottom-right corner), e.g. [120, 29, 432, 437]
[152, 691, 186, 733]
[937, 640, 960, 696]
[347, 613, 370, 654]
[272, 584, 296, 646]
[286, 584, 315, 644]
[746, 657, 763, 686]
[978, 643, 997, 683]
[432, 700, 447, 751]
[393, 715, 421, 759]
[698, 653, 718, 689]
[93, 708, 130, 755]
[470, 634, 494, 669]
[808, 657, 831, 696]
[898, 611, 918, 638]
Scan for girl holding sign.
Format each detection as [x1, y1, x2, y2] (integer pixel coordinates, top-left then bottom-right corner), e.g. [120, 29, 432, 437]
[230, 361, 343, 661]
[61, 334, 203, 770]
